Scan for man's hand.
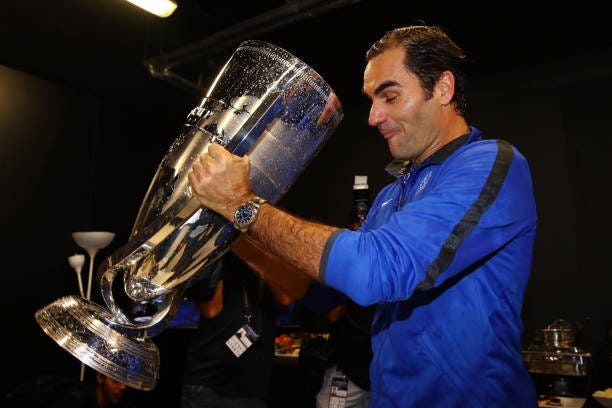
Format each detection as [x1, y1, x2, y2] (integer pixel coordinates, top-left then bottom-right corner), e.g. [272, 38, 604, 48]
[188, 143, 254, 220]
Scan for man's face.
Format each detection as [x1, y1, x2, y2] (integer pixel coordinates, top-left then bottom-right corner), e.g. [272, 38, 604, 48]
[363, 46, 441, 162]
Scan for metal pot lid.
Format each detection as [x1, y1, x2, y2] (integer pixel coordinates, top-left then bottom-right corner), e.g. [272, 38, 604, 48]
[545, 318, 574, 331]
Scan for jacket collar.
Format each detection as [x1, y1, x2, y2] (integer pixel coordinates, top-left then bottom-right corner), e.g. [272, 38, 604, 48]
[385, 126, 481, 177]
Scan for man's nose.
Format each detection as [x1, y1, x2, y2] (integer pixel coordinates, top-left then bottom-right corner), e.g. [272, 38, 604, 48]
[368, 104, 384, 127]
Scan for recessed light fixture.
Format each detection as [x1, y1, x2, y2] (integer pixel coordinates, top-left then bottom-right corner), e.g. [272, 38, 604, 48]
[125, 0, 177, 18]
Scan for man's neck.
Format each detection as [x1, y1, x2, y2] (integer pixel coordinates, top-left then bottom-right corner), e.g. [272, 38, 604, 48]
[414, 116, 469, 166]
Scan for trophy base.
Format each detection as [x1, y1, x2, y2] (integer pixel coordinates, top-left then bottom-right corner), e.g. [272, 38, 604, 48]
[35, 295, 160, 391]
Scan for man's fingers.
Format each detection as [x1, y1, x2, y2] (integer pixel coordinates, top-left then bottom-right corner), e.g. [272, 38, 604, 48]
[208, 143, 226, 158]
[188, 171, 201, 196]
[191, 159, 202, 176]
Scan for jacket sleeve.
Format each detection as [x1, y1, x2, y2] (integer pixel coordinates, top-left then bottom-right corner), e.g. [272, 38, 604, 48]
[322, 141, 537, 306]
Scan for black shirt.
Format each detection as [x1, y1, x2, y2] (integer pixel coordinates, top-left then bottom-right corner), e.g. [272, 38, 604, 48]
[181, 253, 279, 398]
[329, 298, 375, 390]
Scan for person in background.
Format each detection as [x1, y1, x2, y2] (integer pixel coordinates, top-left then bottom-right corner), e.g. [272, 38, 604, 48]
[180, 251, 294, 408]
[309, 174, 374, 408]
[299, 281, 375, 408]
[236, 233, 374, 408]
[188, 24, 538, 407]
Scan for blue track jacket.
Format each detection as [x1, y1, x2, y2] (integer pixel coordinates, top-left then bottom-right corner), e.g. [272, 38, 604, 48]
[320, 127, 538, 407]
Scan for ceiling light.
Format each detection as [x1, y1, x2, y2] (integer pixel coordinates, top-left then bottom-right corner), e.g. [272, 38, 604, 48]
[125, 0, 177, 18]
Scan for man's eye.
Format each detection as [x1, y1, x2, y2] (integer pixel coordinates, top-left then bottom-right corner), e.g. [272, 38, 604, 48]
[383, 95, 397, 103]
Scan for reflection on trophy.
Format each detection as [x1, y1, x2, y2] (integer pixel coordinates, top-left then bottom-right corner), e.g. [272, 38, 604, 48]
[35, 40, 343, 391]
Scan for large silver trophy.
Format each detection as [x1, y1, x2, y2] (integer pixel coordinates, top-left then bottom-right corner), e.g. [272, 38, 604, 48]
[35, 40, 343, 391]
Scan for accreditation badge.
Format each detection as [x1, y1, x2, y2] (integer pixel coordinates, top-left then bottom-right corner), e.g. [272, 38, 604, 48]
[225, 324, 259, 357]
[329, 375, 348, 408]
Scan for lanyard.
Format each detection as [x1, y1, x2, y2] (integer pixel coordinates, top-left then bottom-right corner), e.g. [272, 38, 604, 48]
[241, 279, 264, 334]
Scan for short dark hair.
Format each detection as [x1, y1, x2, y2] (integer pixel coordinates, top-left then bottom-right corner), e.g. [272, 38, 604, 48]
[366, 25, 468, 115]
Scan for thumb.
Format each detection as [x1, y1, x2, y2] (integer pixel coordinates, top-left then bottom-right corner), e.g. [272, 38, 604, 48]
[238, 153, 251, 167]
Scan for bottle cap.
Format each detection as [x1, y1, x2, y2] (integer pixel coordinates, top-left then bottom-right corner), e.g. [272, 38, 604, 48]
[353, 175, 368, 189]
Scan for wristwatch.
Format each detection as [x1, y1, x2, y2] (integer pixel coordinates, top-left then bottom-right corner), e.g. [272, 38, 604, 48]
[233, 196, 266, 232]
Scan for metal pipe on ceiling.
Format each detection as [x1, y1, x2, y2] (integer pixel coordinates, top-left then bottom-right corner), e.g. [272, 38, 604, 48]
[144, 0, 361, 89]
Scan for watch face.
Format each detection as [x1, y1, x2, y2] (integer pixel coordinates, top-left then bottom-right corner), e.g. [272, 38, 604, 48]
[233, 197, 265, 232]
[235, 204, 256, 228]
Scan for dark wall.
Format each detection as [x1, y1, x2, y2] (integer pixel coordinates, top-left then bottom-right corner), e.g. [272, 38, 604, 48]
[1, 46, 611, 398]
[0, 64, 191, 396]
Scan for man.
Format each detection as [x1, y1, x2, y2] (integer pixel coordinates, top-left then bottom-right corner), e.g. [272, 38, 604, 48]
[180, 253, 295, 408]
[236, 229, 373, 408]
[188, 25, 538, 407]
[303, 282, 375, 408]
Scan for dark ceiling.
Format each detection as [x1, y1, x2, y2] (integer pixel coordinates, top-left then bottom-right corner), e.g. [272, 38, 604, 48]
[1, 0, 611, 114]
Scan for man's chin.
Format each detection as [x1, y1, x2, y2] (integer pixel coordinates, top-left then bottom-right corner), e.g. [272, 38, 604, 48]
[388, 146, 406, 161]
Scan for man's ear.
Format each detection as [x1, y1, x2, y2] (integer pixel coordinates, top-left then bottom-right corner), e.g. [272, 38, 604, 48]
[436, 70, 455, 106]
